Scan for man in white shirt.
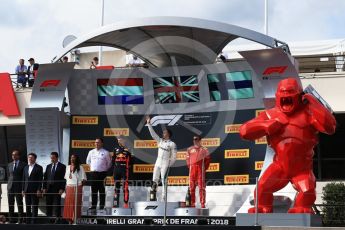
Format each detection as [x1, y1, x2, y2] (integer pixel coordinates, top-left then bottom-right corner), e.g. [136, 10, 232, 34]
[86, 138, 111, 210]
[126, 54, 144, 67]
[15, 59, 27, 88]
[27, 58, 39, 87]
[146, 116, 177, 201]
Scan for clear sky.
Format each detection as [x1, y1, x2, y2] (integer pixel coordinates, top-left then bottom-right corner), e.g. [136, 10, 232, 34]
[1, 0, 345, 73]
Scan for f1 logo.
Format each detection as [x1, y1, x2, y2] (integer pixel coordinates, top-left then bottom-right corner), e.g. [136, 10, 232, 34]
[262, 66, 288, 75]
[147, 115, 183, 126]
[145, 206, 158, 210]
[40, 80, 61, 87]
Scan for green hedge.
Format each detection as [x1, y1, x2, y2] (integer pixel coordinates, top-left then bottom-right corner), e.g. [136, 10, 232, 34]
[321, 182, 345, 226]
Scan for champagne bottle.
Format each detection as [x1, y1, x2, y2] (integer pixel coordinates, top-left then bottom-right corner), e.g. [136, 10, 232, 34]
[185, 187, 191, 207]
[113, 193, 119, 208]
[150, 188, 157, 201]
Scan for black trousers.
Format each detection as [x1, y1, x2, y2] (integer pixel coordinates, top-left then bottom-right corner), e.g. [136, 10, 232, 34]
[25, 193, 39, 224]
[8, 191, 24, 223]
[28, 79, 35, 87]
[46, 189, 61, 218]
[90, 171, 107, 209]
[114, 165, 129, 203]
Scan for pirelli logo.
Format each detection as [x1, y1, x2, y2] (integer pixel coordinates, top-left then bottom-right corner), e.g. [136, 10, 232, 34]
[133, 164, 154, 173]
[72, 116, 98, 125]
[168, 176, 189, 185]
[255, 161, 264, 170]
[134, 140, 158, 148]
[225, 124, 241, 133]
[71, 140, 95, 149]
[206, 163, 220, 172]
[255, 136, 267, 144]
[201, 138, 220, 147]
[225, 149, 250, 158]
[176, 151, 187, 160]
[256, 110, 265, 117]
[224, 174, 249, 184]
[104, 128, 129, 136]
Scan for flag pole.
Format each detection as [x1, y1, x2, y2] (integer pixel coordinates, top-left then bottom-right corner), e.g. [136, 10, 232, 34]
[264, 0, 268, 35]
[99, 0, 105, 65]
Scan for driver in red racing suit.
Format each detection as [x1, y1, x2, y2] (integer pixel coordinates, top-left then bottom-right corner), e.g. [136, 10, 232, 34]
[186, 135, 210, 208]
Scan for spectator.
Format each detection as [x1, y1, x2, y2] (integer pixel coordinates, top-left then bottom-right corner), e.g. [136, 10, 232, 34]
[217, 52, 228, 63]
[15, 59, 27, 88]
[22, 153, 43, 224]
[86, 138, 111, 210]
[90, 57, 99, 69]
[43, 152, 66, 223]
[7, 150, 26, 224]
[62, 56, 69, 63]
[127, 54, 144, 67]
[63, 154, 86, 224]
[0, 215, 6, 224]
[27, 58, 39, 87]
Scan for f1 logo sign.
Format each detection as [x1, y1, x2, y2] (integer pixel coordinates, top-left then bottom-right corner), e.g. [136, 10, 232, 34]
[0, 73, 21, 116]
[262, 66, 288, 75]
[40, 80, 61, 87]
[147, 115, 183, 126]
[144, 206, 158, 210]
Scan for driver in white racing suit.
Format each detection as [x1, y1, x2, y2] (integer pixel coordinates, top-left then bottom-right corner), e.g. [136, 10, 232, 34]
[146, 116, 177, 201]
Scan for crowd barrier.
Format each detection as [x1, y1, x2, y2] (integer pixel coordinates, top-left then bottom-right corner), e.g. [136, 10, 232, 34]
[0, 175, 343, 226]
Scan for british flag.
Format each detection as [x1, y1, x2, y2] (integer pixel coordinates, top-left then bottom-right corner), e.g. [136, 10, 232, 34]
[153, 75, 199, 104]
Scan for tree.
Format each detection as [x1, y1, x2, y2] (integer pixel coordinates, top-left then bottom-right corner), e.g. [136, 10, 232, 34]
[321, 182, 345, 226]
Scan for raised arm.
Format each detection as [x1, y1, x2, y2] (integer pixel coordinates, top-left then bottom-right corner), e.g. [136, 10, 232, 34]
[303, 93, 336, 135]
[146, 116, 160, 142]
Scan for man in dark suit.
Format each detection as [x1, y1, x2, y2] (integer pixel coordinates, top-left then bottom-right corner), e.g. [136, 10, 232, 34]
[7, 150, 26, 223]
[22, 153, 43, 224]
[43, 152, 66, 223]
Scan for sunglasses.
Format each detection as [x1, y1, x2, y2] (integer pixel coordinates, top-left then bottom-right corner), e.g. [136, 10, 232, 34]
[193, 138, 200, 140]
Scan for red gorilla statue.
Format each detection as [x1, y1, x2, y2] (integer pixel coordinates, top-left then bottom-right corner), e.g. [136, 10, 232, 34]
[239, 78, 336, 214]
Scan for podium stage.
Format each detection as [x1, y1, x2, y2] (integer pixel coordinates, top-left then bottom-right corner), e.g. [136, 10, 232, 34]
[79, 201, 227, 226]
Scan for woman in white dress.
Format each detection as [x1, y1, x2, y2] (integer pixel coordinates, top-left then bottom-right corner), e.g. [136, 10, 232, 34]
[63, 154, 86, 224]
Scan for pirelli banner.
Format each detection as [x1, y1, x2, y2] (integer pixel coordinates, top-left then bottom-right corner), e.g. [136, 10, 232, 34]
[70, 109, 266, 185]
